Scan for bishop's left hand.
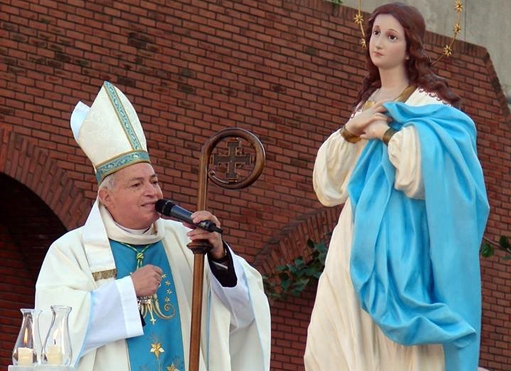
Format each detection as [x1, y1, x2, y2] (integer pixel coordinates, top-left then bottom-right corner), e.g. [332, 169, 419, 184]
[185, 211, 224, 258]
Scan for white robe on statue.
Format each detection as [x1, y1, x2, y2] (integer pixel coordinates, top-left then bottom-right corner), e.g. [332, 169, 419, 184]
[35, 200, 271, 371]
[304, 90, 448, 371]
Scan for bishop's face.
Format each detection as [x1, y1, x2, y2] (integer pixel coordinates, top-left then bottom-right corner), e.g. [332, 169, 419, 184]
[100, 162, 163, 230]
[369, 14, 408, 72]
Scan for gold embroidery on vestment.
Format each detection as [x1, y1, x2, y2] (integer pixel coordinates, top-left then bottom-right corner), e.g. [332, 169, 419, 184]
[92, 269, 117, 281]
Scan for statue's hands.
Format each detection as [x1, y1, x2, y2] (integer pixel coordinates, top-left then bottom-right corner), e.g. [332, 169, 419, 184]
[345, 100, 391, 136]
[359, 119, 392, 140]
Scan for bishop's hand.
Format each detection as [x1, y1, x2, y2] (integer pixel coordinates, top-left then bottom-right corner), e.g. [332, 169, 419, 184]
[185, 210, 224, 258]
[130, 264, 163, 297]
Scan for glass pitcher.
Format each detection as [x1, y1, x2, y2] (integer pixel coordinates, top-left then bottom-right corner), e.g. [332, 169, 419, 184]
[42, 305, 73, 366]
[12, 308, 42, 366]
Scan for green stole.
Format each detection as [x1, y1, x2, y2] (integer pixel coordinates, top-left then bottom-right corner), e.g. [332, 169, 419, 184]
[110, 239, 185, 371]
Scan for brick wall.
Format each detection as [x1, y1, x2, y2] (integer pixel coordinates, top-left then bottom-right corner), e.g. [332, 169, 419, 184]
[1, 0, 510, 369]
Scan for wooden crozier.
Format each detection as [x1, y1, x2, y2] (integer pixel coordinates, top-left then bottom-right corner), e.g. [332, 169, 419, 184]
[188, 128, 265, 371]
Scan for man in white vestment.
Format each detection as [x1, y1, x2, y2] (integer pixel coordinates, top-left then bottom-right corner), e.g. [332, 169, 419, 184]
[35, 81, 271, 371]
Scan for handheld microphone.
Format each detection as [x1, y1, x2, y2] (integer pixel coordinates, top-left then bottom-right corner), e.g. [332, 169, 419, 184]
[155, 199, 223, 234]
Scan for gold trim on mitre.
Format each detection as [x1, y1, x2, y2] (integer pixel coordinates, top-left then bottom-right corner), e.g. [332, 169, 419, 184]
[70, 81, 151, 184]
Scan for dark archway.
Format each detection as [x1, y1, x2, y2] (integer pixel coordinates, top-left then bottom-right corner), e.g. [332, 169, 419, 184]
[0, 173, 67, 368]
[0, 128, 91, 231]
[0, 128, 92, 368]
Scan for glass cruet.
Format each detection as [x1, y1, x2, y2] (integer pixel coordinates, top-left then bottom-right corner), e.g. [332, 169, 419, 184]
[42, 305, 73, 366]
[12, 308, 42, 366]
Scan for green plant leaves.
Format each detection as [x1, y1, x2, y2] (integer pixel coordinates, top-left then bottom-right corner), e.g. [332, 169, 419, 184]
[480, 236, 511, 260]
[263, 239, 328, 300]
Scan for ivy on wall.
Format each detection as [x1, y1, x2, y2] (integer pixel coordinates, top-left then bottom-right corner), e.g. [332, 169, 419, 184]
[263, 239, 328, 300]
[480, 236, 511, 260]
[264, 229, 505, 301]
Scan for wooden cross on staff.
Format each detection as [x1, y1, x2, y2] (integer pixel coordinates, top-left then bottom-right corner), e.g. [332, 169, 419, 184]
[212, 140, 252, 180]
[187, 127, 265, 371]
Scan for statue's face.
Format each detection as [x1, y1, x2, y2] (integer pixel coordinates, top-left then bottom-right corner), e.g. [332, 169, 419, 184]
[369, 14, 408, 71]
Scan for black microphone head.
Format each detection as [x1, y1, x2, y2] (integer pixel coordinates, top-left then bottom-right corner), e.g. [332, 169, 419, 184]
[155, 199, 175, 216]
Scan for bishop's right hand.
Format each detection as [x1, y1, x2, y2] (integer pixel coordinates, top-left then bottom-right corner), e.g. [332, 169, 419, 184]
[130, 264, 163, 297]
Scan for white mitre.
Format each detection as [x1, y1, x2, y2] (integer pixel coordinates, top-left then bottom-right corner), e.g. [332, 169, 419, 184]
[70, 81, 151, 184]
